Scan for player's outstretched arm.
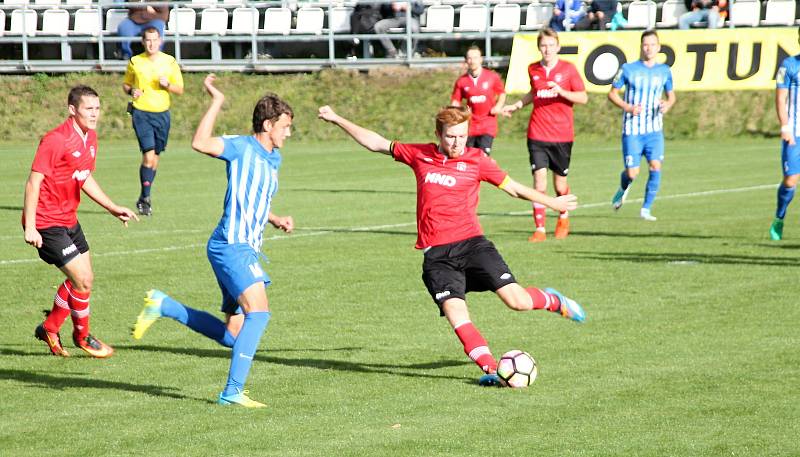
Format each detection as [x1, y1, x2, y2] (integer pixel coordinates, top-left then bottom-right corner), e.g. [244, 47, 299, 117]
[499, 176, 578, 213]
[268, 212, 294, 233]
[81, 175, 139, 227]
[23, 171, 44, 248]
[191, 74, 226, 157]
[318, 106, 392, 154]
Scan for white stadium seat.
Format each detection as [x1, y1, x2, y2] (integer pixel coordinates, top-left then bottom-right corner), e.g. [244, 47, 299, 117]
[64, 0, 92, 7]
[328, 6, 353, 33]
[191, 0, 218, 8]
[167, 7, 197, 36]
[4, 0, 30, 6]
[625, 0, 657, 28]
[730, 0, 761, 26]
[262, 7, 291, 35]
[33, 0, 61, 7]
[420, 4, 454, 32]
[70, 8, 101, 35]
[656, 0, 687, 28]
[40, 8, 69, 36]
[455, 4, 489, 32]
[761, 0, 794, 26]
[197, 7, 228, 35]
[0, 10, 5, 37]
[293, 7, 325, 34]
[491, 3, 521, 31]
[521, 2, 553, 31]
[229, 7, 259, 34]
[8, 9, 38, 36]
[104, 8, 129, 35]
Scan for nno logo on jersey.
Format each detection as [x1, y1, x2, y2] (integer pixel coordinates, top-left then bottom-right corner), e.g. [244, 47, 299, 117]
[71, 169, 90, 181]
[469, 95, 487, 104]
[425, 172, 456, 187]
[536, 89, 559, 99]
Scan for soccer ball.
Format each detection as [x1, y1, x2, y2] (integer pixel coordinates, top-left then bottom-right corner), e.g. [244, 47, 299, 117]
[496, 350, 537, 388]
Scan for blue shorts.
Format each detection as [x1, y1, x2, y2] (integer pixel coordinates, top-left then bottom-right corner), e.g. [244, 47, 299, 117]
[207, 237, 271, 315]
[622, 132, 664, 169]
[781, 140, 800, 176]
[131, 108, 171, 154]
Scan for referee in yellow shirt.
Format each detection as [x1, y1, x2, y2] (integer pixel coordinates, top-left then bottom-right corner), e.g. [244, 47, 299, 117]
[123, 27, 184, 216]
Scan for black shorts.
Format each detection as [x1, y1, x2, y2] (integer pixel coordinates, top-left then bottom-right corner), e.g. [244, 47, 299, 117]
[467, 135, 495, 155]
[527, 139, 573, 176]
[36, 223, 89, 268]
[421, 235, 517, 316]
[132, 108, 171, 154]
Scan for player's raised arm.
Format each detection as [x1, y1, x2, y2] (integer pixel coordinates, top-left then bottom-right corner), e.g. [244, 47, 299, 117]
[81, 174, 139, 226]
[191, 74, 226, 157]
[318, 106, 392, 154]
[499, 176, 578, 213]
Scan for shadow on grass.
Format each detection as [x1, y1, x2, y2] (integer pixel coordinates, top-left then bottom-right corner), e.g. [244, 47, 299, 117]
[568, 251, 798, 267]
[0, 205, 23, 212]
[0, 368, 202, 401]
[754, 242, 800, 250]
[0, 205, 106, 215]
[118, 344, 470, 381]
[287, 188, 415, 196]
[497, 229, 720, 240]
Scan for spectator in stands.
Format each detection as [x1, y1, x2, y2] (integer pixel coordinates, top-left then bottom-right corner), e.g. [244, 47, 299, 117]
[117, 0, 169, 60]
[575, 0, 618, 30]
[678, 0, 726, 29]
[374, 1, 424, 58]
[123, 27, 184, 216]
[347, 3, 385, 59]
[550, 0, 586, 31]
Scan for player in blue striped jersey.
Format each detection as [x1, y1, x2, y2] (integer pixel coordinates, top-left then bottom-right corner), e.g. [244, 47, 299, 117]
[608, 30, 676, 221]
[770, 40, 800, 241]
[132, 74, 295, 408]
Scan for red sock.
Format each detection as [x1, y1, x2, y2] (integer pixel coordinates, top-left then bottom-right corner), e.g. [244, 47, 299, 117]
[66, 282, 91, 340]
[525, 287, 561, 312]
[43, 280, 72, 333]
[454, 321, 497, 374]
[533, 203, 546, 230]
[556, 186, 570, 218]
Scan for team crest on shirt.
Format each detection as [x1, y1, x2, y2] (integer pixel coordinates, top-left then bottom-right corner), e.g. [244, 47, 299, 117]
[554, 73, 563, 83]
[464, 86, 470, 92]
[652, 77, 662, 87]
[457, 162, 467, 172]
[482, 81, 489, 90]
[533, 75, 540, 81]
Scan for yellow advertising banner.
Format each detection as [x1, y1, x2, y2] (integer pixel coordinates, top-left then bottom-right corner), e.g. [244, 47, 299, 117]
[506, 28, 800, 93]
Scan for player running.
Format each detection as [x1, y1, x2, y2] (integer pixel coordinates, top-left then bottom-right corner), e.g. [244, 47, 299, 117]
[132, 74, 295, 408]
[770, 28, 800, 240]
[450, 45, 507, 155]
[502, 27, 588, 242]
[607, 30, 676, 221]
[317, 104, 585, 387]
[24, 85, 138, 358]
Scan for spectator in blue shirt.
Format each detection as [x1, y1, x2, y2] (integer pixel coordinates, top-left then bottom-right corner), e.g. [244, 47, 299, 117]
[550, 0, 586, 31]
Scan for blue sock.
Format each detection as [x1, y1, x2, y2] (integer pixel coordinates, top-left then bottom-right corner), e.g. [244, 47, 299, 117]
[160, 296, 235, 347]
[139, 165, 156, 199]
[776, 184, 796, 219]
[620, 171, 633, 190]
[643, 169, 661, 210]
[223, 311, 271, 396]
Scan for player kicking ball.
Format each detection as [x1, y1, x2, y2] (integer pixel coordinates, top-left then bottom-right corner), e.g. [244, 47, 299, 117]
[132, 74, 295, 407]
[318, 104, 586, 386]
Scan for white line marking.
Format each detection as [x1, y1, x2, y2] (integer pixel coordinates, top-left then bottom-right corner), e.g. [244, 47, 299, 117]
[0, 183, 777, 266]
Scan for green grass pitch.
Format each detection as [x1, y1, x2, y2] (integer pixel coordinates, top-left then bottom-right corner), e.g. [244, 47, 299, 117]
[0, 137, 797, 456]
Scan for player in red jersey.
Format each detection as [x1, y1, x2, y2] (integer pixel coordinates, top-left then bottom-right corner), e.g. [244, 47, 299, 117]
[23, 85, 138, 358]
[502, 28, 588, 242]
[450, 45, 507, 155]
[318, 104, 585, 386]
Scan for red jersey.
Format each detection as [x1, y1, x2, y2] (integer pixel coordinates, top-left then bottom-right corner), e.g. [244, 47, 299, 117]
[27, 118, 97, 229]
[451, 69, 506, 137]
[527, 59, 585, 143]
[391, 142, 509, 249]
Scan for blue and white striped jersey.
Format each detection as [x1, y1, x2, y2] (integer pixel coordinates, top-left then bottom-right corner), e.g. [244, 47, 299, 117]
[777, 55, 800, 138]
[612, 60, 674, 136]
[212, 135, 281, 252]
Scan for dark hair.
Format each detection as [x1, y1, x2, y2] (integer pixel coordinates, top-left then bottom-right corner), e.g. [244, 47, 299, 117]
[141, 26, 161, 38]
[67, 85, 99, 108]
[465, 45, 482, 58]
[641, 29, 659, 43]
[252, 93, 293, 133]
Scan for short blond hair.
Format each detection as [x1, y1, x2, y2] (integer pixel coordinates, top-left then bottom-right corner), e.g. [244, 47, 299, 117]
[435, 106, 471, 134]
[537, 27, 559, 46]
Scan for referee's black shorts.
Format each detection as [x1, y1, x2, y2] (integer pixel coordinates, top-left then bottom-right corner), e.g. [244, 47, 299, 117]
[421, 235, 517, 316]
